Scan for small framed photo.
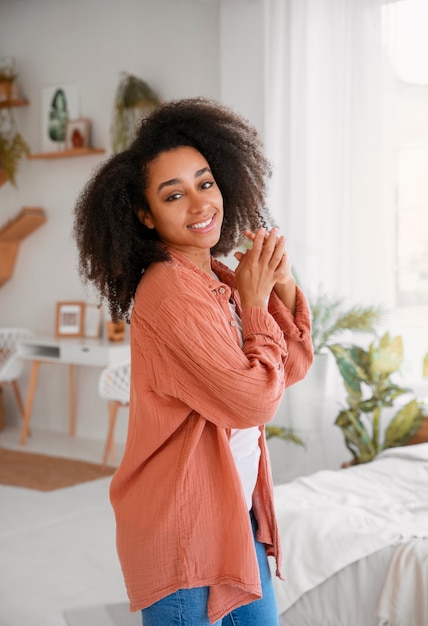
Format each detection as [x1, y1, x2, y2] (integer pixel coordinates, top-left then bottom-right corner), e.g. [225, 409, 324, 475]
[65, 117, 90, 149]
[42, 84, 80, 152]
[84, 303, 102, 338]
[55, 301, 85, 338]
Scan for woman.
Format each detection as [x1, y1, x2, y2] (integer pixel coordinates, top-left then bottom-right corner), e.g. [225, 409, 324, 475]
[74, 97, 313, 625]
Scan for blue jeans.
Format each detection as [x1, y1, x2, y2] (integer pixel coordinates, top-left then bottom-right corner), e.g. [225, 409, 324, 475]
[141, 511, 279, 626]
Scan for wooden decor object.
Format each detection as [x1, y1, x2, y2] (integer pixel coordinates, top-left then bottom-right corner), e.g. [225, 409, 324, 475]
[106, 320, 126, 342]
[0, 207, 46, 287]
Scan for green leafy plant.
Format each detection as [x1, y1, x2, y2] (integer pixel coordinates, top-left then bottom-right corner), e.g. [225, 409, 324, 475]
[0, 112, 30, 187]
[329, 332, 423, 465]
[111, 72, 160, 154]
[265, 425, 305, 447]
[310, 292, 382, 354]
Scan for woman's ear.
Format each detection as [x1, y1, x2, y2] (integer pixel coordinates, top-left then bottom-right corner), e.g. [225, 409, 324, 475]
[137, 209, 155, 230]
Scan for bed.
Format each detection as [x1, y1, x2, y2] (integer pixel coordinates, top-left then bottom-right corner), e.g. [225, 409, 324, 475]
[272, 442, 428, 626]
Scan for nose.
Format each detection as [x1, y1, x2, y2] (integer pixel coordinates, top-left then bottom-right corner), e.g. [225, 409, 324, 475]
[188, 189, 210, 213]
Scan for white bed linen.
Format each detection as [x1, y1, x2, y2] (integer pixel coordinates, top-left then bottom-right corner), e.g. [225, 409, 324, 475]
[377, 538, 428, 626]
[272, 443, 428, 616]
[279, 545, 397, 626]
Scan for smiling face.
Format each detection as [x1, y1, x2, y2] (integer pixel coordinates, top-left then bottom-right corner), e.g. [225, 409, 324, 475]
[140, 146, 224, 272]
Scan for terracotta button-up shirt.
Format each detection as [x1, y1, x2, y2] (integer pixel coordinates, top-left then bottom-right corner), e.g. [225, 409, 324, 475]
[110, 249, 313, 623]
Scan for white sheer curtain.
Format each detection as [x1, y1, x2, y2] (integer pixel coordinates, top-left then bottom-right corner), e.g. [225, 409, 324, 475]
[264, 0, 395, 307]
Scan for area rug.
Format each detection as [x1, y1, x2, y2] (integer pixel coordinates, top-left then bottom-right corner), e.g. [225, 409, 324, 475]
[64, 602, 139, 626]
[0, 448, 115, 491]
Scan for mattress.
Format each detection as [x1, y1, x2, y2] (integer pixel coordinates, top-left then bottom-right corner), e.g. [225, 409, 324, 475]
[272, 443, 428, 625]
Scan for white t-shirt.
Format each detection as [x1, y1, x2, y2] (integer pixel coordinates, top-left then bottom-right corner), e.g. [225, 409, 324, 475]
[226, 290, 261, 510]
[229, 426, 261, 510]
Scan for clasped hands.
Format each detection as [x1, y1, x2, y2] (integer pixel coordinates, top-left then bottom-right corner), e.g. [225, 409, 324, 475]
[234, 227, 295, 310]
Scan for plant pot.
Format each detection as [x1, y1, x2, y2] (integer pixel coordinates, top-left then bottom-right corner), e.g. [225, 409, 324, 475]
[0, 166, 8, 187]
[0, 80, 13, 103]
[341, 458, 358, 468]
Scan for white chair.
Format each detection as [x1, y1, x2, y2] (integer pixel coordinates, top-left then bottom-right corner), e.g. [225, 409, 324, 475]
[0, 328, 33, 430]
[98, 360, 130, 468]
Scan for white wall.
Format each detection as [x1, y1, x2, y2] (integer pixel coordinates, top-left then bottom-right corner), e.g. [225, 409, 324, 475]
[219, 0, 265, 132]
[0, 0, 216, 440]
[0, 0, 269, 445]
[0, 0, 355, 479]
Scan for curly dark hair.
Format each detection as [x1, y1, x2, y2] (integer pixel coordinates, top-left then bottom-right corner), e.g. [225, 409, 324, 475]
[73, 97, 276, 321]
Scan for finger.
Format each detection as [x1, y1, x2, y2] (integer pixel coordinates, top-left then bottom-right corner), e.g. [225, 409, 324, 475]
[259, 227, 280, 260]
[250, 227, 267, 257]
[243, 229, 256, 242]
[275, 252, 287, 272]
[272, 239, 287, 270]
[263, 236, 287, 274]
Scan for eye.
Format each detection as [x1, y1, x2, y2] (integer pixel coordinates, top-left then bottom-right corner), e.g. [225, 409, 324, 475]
[201, 180, 214, 190]
[165, 191, 183, 202]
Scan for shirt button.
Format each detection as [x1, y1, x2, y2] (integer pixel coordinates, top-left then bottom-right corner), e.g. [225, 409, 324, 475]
[219, 287, 226, 294]
[212, 290, 217, 296]
[230, 320, 236, 327]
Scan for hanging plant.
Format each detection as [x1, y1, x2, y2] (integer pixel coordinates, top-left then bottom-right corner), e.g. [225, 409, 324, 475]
[0, 109, 30, 187]
[111, 72, 160, 154]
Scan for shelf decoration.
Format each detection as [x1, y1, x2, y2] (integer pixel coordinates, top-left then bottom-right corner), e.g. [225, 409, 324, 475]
[0, 56, 17, 103]
[29, 86, 105, 159]
[0, 57, 30, 187]
[84, 303, 102, 339]
[41, 83, 80, 153]
[111, 72, 160, 153]
[55, 301, 85, 338]
[65, 118, 90, 149]
[0, 207, 46, 287]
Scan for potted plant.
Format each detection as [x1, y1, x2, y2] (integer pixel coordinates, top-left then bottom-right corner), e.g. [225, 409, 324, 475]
[0, 57, 29, 186]
[265, 424, 304, 447]
[329, 332, 423, 465]
[310, 292, 382, 355]
[111, 72, 160, 154]
[0, 110, 30, 187]
[285, 291, 382, 425]
[0, 56, 17, 102]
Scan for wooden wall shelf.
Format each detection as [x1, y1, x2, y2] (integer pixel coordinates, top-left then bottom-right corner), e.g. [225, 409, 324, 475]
[0, 207, 47, 287]
[0, 98, 30, 109]
[28, 147, 106, 160]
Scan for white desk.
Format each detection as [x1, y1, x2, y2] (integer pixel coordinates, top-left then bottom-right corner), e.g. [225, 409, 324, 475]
[18, 336, 130, 445]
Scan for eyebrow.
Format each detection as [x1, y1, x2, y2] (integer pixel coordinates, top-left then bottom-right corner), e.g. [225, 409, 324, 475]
[157, 167, 211, 192]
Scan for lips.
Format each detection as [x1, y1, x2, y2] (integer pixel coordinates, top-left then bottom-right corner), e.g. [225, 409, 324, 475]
[188, 215, 215, 230]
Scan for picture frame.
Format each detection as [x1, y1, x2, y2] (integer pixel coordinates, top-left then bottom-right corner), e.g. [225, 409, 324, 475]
[55, 301, 85, 338]
[65, 117, 90, 150]
[84, 303, 102, 338]
[41, 83, 80, 152]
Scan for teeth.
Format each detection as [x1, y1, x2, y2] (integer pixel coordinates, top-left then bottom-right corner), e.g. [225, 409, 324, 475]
[189, 216, 213, 229]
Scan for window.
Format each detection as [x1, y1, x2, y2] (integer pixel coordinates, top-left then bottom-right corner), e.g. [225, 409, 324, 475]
[383, 0, 428, 307]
